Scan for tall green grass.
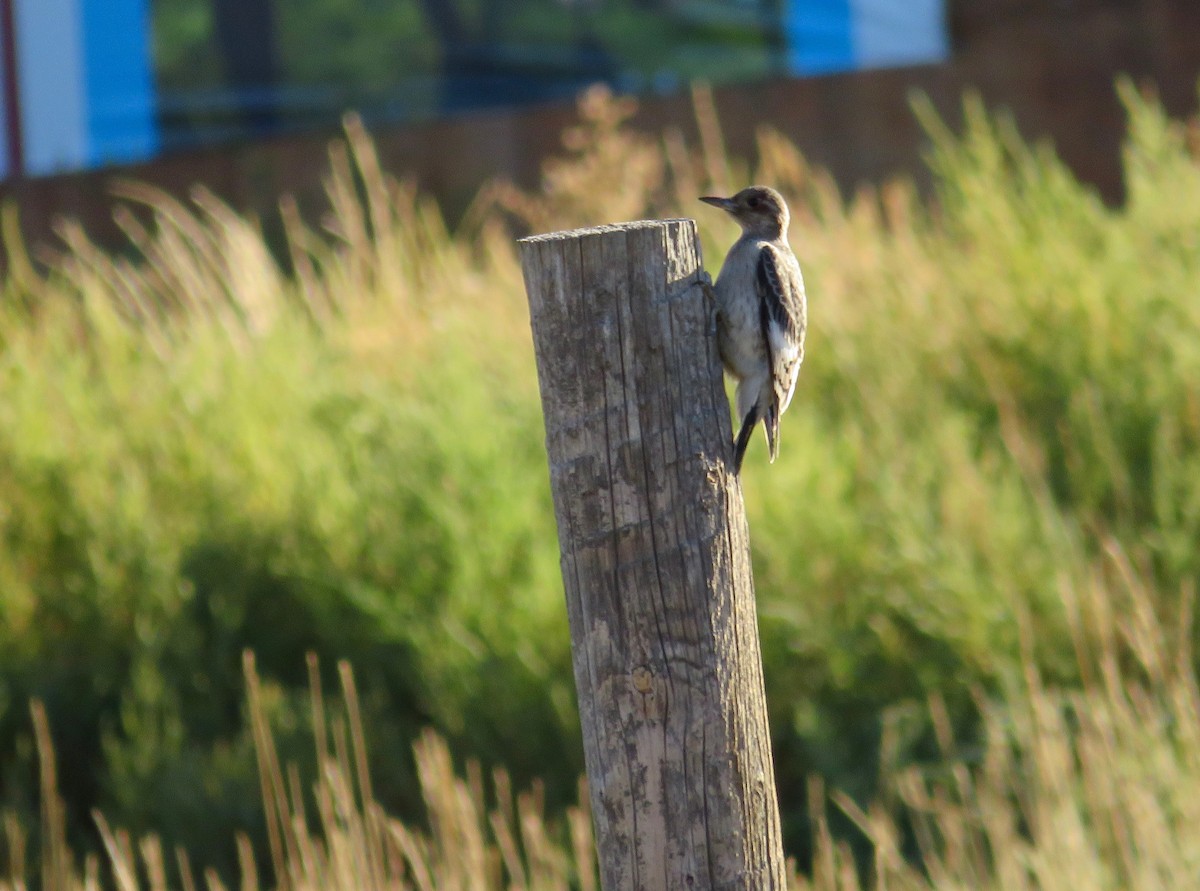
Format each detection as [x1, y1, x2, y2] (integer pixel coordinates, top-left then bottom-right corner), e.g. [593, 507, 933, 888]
[0, 80, 1198, 886]
[4, 542, 1198, 890]
[0, 119, 574, 877]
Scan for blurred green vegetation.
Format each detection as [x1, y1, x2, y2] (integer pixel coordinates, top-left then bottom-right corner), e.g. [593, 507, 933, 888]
[1, 79, 1199, 882]
[151, 0, 777, 102]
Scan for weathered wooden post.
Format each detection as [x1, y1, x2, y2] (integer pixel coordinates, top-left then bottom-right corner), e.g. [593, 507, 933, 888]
[519, 219, 786, 890]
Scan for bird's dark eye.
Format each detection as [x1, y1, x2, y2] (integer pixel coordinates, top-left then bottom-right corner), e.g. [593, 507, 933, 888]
[747, 196, 760, 208]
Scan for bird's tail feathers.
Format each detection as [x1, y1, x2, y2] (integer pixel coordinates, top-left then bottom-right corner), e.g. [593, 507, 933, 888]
[764, 404, 780, 463]
[733, 405, 759, 474]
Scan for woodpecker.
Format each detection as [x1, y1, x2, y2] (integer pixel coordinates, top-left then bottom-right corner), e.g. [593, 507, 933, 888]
[700, 186, 807, 473]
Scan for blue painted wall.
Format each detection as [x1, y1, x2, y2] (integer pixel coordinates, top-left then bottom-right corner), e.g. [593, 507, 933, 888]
[785, 0, 947, 76]
[785, 0, 856, 75]
[80, 0, 157, 165]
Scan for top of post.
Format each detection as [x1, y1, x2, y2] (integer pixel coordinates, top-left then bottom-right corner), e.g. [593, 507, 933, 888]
[518, 218, 695, 245]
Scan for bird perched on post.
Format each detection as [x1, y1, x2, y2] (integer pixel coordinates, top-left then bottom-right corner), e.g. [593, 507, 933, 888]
[700, 186, 807, 473]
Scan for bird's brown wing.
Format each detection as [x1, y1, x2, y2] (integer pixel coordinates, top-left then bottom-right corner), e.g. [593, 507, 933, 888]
[756, 243, 806, 342]
[755, 243, 807, 459]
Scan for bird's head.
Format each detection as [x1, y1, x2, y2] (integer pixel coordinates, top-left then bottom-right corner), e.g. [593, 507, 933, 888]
[699, 186, 789, 239]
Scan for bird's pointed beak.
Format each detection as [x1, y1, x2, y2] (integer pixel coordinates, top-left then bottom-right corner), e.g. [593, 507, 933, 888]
[699, 196, 735, 212]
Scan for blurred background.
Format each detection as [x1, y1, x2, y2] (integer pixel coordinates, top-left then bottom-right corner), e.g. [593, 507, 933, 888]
[1, 2, 1200, 890]
[2, 0, 1198, 243]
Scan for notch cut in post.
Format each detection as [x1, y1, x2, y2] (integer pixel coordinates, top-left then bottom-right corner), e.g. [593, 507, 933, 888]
[519, 218, 786, 891]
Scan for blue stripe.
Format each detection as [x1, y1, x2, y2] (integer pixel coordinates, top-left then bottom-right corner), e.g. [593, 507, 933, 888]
[783, 0, 856, 75]
[80, 0, 157, 165]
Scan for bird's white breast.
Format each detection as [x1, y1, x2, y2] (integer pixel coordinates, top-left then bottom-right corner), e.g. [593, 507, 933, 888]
[714, 237, 769, 381]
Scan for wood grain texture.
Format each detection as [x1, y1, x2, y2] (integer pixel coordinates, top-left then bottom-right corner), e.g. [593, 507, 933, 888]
[519, 219, 786, 891]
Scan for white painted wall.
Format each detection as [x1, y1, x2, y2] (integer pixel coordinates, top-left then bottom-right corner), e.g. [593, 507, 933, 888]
[13, 0, 89, 174]
[851, 0, 948, 68]
[0, 39, 10, 176]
